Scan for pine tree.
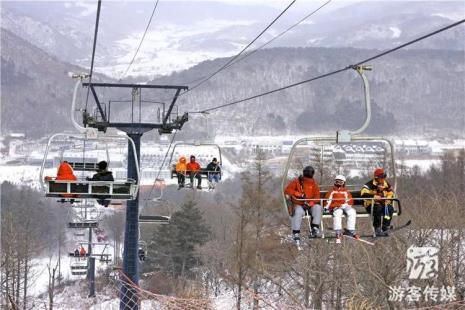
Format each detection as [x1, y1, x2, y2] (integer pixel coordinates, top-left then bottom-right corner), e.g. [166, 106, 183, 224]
[148, 199, 211, 278]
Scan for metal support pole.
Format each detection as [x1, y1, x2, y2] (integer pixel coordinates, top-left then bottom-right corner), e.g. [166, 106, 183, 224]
[88, 257, 96, 297]
[120, 133, 141, 310]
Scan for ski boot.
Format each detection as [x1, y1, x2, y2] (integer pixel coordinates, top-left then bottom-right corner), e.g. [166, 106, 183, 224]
[375, 227, 388, 237]
[335, 230, 343, 244]
[293, 233, 301, 246]
[310, 227, 322, 238]
[344, 229, 360, 239]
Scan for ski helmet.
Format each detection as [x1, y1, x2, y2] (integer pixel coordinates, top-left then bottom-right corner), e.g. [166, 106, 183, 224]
[303, 166, 315, 178]
[335, 175, 346, 183]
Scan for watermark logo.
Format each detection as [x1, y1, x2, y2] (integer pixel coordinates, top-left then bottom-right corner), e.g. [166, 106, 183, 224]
[406, 246, 439, 279]
[389, 246, 456, 303]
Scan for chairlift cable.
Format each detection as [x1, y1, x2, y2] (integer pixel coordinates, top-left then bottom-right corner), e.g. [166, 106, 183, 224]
[192, 18, 465, 114]
[181, 0, 332, 86]
[168, 0, 297, 98]
[143, 131, 178, 207]
[84, 0, 102, 112]
[119, 0, 160, 79]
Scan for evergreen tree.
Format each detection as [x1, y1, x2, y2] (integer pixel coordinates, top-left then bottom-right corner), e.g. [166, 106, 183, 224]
[147, 199, 211, 278]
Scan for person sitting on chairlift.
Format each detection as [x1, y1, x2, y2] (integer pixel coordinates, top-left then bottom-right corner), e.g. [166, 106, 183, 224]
[324, 175, 358, 243]
[45, 161, 78, 203]
[361, 168, 394, 237]
[187, 155, 202, 190]
[79, 246, 87, 260]
[74, 248, 80, 257]
[284, 166, 323, 242]
[138, 247, 146, 261]
[206, 157, 221, 189]
[175, 156, 187, 189]
[87, 161, 114, 207]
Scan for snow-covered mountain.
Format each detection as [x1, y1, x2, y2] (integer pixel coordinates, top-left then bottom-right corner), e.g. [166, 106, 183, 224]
[2, 1, 464, 78]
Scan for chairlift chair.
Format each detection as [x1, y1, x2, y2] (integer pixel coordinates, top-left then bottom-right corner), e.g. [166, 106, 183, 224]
[281, 65, 403, 238]
[67, 203, 101, 229]
[168, 141, 223, 190]
[70, 260, 88, 276]
[139, 199, 174, 224]
[40, 133, 140, 201]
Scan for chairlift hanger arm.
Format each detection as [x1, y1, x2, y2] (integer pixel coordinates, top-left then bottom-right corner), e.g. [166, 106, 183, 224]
[163, 88, 182, 125]
[89, 85, 107, 122]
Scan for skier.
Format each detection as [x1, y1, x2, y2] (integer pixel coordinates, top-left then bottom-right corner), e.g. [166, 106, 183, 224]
[175, 156, 187, 189]
[87, 161, 114, 207]
[79, 246, 87, 260]
[74, 248, 79, 257]
[138, 247, 146, 261]
[45, 161, 77, 202]
[186, 155, 202, 189]
[361, 168, 394, 236]
[324, 175, 358, 243]
[206, 157, 221, 189]
[284, 166, 323, 243]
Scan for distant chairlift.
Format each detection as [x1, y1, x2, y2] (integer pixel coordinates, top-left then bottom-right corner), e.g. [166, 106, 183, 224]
[139, 198, 174, 224]
[168, 141, 223, 190]
[67, 203, 101, 229]
[281, 65, 402, 237]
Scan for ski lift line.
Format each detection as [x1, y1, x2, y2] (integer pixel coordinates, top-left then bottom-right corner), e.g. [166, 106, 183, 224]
[224, 0, 331, 70]
[352, 18, 465, 66]
[142, 131, 178, 206]
[181, 0, 332, 87]
[166, 0, 297, 100]
[84, 0, 102, 112]
[120, 0, 160, 79]
[192, 18, 465, 114]
[197, 67, 348, 113]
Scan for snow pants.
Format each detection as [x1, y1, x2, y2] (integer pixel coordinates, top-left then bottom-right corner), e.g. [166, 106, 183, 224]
[291, 204, 322, 231]
[332, 204, 356, 231]
[366, 203, 394, 230]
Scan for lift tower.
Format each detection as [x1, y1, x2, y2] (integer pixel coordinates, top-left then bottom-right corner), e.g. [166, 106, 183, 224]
[83, 82, 188, 310]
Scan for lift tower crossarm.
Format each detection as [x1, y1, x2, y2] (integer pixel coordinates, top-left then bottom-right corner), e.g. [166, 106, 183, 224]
[81, 82, 189, 134]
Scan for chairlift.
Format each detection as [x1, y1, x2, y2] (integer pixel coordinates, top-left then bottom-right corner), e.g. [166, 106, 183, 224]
[139, 199, 174, 224]
[40, 133, 139, 201]
[167, 141, 223, 190]
[281, 65, 402, 238]
[70, 262, 88, 276]
[67, 203, 101, 229]
[40, 77, 140, 201]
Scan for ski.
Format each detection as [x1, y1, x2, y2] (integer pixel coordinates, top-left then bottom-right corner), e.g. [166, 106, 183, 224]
[390, 219, 412, 232]
[344, 235, 375, 246]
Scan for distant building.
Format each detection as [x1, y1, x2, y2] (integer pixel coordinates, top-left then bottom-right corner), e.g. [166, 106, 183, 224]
[395, 140, 432, 156]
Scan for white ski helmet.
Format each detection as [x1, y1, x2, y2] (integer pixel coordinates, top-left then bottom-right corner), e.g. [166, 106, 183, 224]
[335, 175, 346, 183]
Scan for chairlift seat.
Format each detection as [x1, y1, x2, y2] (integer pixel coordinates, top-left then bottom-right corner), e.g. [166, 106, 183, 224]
[139, 215, 171, 224]
[170, 165, 221, 179]
[90, 253, 111, 257]
[319, 190, 400, 218]
[68, 222, 99, 229]
[45, 179, 138, 200]
[69, 253, 91, 257]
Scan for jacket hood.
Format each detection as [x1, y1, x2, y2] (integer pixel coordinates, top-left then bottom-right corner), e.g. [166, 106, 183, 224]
[57, 162, 74, 177]
[179, 156, 187, 163]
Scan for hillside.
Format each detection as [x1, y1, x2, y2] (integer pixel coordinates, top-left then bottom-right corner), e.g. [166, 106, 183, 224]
[1, 26, 464, 138]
